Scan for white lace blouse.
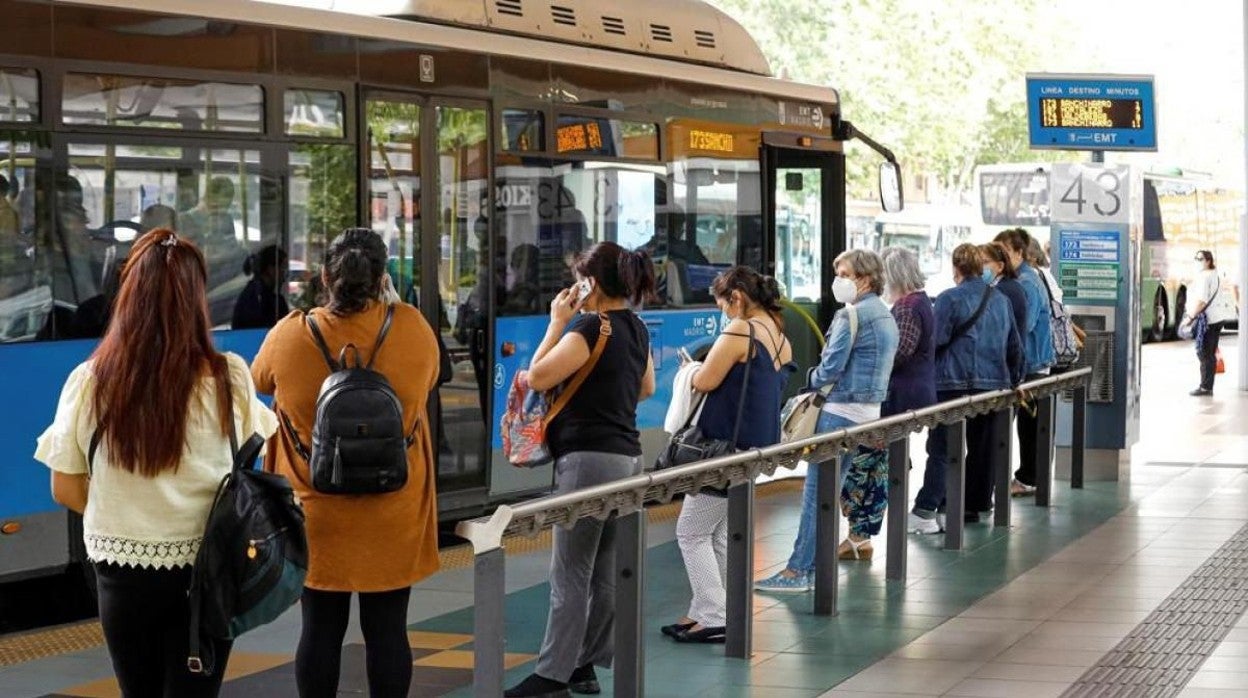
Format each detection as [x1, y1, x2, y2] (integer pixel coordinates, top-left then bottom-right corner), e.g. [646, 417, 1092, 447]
[34, 353, 278, 569]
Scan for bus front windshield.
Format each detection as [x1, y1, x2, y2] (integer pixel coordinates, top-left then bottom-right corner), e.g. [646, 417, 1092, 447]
[980, 171, 1051, 227]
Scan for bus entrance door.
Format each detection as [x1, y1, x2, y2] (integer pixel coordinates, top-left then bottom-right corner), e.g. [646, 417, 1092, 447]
[363, 93, 492, 516]
[762, 136, 844, 395]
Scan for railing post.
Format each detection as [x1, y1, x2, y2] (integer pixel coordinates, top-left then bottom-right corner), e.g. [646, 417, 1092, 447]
[1071, 385, 1087, 489]
[613, 509, 645, 698]
[944, 419, 966, 551]
[885, 438, 909, 582]
[1034, 395, 1055, 507]
[472, 548, 506, 698]
[992, 407, 1013, 528]
[725, 480, 754, 659]
[813, 455, 841, 616]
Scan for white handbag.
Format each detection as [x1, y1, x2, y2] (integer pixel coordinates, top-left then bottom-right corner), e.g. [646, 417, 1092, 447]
[780, 303, 857, 443]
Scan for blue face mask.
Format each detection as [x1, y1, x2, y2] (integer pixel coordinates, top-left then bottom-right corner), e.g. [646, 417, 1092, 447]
[982, 268, 995, 284]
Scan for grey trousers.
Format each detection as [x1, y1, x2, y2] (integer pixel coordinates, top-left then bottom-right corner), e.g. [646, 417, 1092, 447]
[535, 451, 642, 683]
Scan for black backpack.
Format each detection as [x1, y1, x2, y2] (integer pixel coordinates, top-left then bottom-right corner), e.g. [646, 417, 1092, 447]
[89, 385, 308, 678]
[280, 304, 414, 494]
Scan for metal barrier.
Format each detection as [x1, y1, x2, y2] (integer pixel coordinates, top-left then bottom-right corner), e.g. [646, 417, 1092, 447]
[455, 368, 1091, 697]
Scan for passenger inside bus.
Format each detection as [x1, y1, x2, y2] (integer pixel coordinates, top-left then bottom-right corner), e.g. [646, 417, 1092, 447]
[232, 244, 291, 330]
[38, 174, 99, 339]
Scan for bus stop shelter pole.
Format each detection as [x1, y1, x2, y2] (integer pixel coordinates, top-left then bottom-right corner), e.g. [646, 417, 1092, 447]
[725, 481, 755, 658]
[472, 549, 506, 698]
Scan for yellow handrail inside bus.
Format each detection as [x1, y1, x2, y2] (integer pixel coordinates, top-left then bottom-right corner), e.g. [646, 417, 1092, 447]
[781, 298, 825, 349]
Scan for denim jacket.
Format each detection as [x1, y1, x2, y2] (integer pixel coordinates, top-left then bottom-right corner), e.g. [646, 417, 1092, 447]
[1017, 263, 1056, 375]
[807, 292, 899, 403]
[933, 277, 1024, 392]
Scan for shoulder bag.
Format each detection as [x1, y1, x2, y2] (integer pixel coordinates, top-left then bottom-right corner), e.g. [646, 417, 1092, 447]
[780, 303, 857, 443]
[501, 312, 611, 468]
[1039, 273, 1080, 370]
[655, 321, 755, 473]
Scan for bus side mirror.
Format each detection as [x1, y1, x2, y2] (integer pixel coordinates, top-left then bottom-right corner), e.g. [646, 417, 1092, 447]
[879, 162, 903, 213]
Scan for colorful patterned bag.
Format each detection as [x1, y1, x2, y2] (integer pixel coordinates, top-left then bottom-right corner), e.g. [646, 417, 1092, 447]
[501, 313, 611, 467]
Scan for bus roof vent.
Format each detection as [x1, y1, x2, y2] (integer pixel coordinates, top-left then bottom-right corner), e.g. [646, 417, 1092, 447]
[495, 0, 523, 17]
[601, 15, 626, 35]
[367, 0, 771, 76]
[551, 4, 576, 26]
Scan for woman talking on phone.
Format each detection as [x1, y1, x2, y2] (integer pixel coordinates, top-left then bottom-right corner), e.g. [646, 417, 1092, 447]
[506, 242, 656, 698]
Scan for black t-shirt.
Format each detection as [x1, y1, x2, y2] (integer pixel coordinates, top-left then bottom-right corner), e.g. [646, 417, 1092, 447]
[547, 310, 649, 459]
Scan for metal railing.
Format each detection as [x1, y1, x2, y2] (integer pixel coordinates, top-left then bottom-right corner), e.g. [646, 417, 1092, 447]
[456, 368, 1091, 697]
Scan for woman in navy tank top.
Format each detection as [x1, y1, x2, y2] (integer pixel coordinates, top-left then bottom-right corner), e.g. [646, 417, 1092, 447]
[660, 267, 793, 644]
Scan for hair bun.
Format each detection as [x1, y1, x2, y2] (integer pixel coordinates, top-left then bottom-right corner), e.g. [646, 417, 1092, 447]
[760, 275, 783, 306]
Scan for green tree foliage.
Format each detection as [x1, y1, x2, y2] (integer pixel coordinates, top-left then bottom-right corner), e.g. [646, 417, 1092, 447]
[709, 0, 1078, 199]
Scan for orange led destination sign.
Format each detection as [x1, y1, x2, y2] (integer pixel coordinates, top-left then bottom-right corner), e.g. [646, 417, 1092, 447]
[556, 121, 603, 153]
[688, 129, 735, 153]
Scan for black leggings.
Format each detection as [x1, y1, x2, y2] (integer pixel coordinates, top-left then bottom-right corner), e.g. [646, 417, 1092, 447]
[296, 586, 413, 698]
[95, 562, 233, 698]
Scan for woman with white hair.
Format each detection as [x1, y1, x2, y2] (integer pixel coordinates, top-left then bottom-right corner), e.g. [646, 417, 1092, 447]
[756, 249, 899, 590]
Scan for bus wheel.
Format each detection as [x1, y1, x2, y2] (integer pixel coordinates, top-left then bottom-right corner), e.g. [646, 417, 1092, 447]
[1148, 288, 1168, 343]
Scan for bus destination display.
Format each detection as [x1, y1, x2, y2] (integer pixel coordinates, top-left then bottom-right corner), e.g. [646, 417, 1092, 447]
[1039, 98, 1142, 130]
[1026, 74, 1157, 152]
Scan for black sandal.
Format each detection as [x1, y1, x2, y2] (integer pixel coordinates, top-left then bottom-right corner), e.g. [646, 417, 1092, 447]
[660, 621, 696, 638]
[674, 626, 726, 643]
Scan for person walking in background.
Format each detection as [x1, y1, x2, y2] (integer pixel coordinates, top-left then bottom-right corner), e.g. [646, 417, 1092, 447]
[506, 242, 656, 698]
[756, 249, 897, 589]
[993, 228, 1054, 498]
[35, 229, 278, 697]
[1184, 249, 1237, 395]
[663, 267, 792, 644]
[911, 244, 1023, 531]
[252, 229, 442, 698]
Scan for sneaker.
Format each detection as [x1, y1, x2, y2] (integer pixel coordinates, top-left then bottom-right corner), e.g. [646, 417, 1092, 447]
[1010, 479, 1036, 497]
[908, 513, 942, 534]
[1190, 388, 1212, 396]
[754, 570, 812, 593]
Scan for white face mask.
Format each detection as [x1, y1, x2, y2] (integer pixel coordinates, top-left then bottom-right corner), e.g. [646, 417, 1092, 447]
[832, 276, 858, 304]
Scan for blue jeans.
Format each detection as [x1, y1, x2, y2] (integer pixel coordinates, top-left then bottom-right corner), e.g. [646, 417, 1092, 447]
[786, 411, 857, 574]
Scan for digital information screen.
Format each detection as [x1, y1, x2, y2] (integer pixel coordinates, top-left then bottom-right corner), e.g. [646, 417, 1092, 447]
[1026, 74, 1156, 151]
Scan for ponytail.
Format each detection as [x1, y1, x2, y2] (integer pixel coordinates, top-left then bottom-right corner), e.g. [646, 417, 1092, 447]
[617, 248, 657, 307]
[575, 242, 656, 307]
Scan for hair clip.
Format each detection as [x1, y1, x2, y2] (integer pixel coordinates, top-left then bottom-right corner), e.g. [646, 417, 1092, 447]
[160, 235, 179, 247]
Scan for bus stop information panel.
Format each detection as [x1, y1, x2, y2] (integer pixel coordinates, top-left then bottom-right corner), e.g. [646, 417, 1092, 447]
[1026, 74, 1157, 152]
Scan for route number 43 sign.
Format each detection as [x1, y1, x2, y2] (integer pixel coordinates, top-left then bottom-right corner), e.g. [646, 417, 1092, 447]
[1050, 163, 1131, 225]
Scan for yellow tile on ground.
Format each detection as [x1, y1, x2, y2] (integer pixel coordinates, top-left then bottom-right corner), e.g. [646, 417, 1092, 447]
[407, 630, 474, 650]
[59, 653, 292, 697]
[413, 649, 537, 670]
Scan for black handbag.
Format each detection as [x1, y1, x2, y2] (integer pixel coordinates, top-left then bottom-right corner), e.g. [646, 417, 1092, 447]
[655, 323, 754, 492]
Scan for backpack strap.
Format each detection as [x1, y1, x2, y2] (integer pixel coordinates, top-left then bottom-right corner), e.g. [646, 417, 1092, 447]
[304, 313, 339, 372]
[366, 304, 396, 370]
[280, 410, 312, 463]
[542, 312, 612, 428]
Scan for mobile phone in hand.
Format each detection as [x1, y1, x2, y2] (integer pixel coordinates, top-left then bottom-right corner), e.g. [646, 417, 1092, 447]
[575, 278, 593, 305]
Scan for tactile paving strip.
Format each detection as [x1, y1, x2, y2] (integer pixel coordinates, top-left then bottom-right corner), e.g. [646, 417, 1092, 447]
[1062, 522, 1248, 698]
[0, 479, 803, 668]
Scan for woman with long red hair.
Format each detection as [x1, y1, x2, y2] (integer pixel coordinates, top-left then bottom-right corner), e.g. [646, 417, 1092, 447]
[35, 228, 277, 697]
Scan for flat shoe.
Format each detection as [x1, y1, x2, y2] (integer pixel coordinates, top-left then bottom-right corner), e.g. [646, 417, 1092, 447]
[675, 626, 726, 643]
[661, 621, 696, 638]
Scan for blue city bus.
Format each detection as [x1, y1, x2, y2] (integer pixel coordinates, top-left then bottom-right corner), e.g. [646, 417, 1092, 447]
[0, 0, 896, 587]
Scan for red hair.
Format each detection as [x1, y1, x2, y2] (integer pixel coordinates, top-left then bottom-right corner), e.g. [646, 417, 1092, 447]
[90, 228, 230, 477]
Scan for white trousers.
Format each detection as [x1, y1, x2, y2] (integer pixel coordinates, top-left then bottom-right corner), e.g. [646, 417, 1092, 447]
[676, 493, 728, 627]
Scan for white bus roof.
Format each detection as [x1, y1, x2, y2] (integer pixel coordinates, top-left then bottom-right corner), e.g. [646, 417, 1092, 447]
[62, 0, 839, 107]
